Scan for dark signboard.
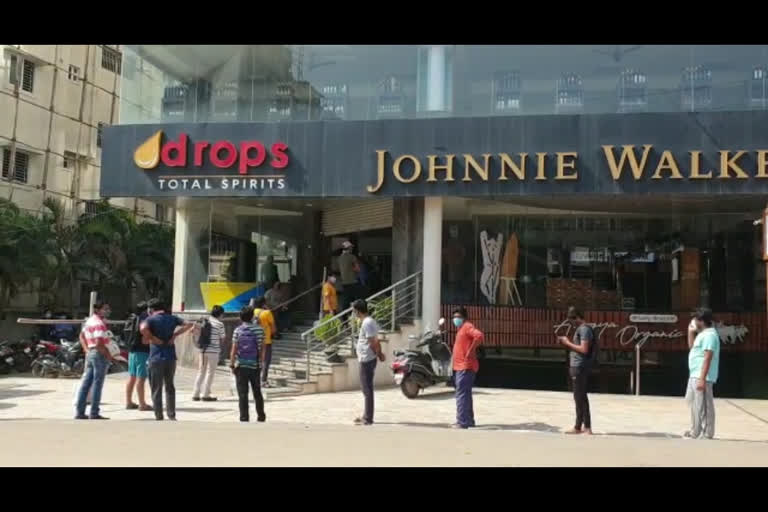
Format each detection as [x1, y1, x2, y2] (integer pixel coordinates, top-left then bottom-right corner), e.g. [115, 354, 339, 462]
[101, 111, 768, 198]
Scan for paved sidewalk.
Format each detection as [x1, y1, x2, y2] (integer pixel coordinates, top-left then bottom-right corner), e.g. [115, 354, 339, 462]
[0, 368, 767, 443]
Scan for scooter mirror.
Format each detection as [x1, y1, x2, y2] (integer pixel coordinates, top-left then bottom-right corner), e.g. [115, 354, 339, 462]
[438, 317, 445, 327]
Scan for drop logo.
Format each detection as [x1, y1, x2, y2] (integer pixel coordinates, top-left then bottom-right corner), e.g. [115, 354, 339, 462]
[133, 130, 290, 192]
[133, 130, 289, 174]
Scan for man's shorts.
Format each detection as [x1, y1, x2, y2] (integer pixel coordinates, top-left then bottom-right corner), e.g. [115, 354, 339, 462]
[128, 352, 149, 379]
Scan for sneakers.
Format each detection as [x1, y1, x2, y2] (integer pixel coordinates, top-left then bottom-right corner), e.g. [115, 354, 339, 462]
[75, 415, 88, 420]
[192, 396, 201, 401]
[201, 396, 218, 402]
[89, 415, 109, 420]
[126, 403, 139, 410]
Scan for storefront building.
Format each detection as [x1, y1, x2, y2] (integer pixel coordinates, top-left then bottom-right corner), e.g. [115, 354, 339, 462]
[103, 45, 768, 397]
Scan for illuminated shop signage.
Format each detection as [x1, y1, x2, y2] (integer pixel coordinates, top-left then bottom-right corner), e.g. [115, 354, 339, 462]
[367, 146, 768, 193]
[133, 130, 289, 191]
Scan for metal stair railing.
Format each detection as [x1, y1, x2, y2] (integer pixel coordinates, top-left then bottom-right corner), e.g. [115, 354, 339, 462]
[300, 271, 422, 382]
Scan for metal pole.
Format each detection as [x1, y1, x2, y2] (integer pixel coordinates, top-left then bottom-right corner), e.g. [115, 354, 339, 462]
[635, 343, 641, 396]
[319, 266, 327, 321]
[391, 287, 397, 331]
[304, 333, 311, 383]
[88, 291, 97, 316]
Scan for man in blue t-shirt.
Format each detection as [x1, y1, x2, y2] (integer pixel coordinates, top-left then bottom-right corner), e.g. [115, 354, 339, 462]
[140, 299, 196, 421]
[685, 307, 721, 440]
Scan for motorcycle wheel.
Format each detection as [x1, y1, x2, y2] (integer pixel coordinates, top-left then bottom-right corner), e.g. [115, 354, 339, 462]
[0, 364, 10, 375]
[73, 359, 84, 376]
[400, 375, 421, 399]
[14, 354, 32, 373]
[31, 361, 44, 378]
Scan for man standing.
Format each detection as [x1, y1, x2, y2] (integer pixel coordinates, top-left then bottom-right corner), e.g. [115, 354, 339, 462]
[253, 297, 276, 387]
[338, 241, 360, 311]
[685, 307, 720, 439]
[557, 306, 597, 435]
[451, 306, 484, 429]
[125, 301, 152, 411]
[322, 273, 339, 316]
[140, 300, 196, 421]
[352, 299, 384, 426]
[192, 305, 226, 402]
[229, 306, 266, 423]
[75, 301, 114, 420]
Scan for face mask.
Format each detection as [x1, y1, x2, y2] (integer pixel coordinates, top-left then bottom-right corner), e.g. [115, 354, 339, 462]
[453, 317, 464, 328]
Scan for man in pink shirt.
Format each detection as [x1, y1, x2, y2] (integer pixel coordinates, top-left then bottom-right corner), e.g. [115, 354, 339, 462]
[75, 301, 116, 420]
[451, 306, 484, 429]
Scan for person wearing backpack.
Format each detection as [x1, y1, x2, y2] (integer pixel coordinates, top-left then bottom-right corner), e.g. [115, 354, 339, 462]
[253, 297, 276, 388]
[192, 305, 226, 402]
[557, 306, 598, 435]
[125, 301, 152, 411]
[229, 305, 266, 422]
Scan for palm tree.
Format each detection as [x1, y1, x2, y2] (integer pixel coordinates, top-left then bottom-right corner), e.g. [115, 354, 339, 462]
[0, 199, 49, 318]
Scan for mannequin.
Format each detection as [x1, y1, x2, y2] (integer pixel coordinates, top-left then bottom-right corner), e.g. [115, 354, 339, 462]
[480, 230, 503, 305]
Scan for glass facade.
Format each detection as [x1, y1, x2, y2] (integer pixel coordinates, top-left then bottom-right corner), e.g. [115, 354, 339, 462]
[120, 45, 768, 124]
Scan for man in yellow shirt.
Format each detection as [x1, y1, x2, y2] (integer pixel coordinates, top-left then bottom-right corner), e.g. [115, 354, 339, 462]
[253, 297, 277, 387]
[323, 274, 339, 316]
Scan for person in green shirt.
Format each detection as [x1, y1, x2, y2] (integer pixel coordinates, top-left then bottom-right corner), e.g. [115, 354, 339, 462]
[685, 307, 720, 440]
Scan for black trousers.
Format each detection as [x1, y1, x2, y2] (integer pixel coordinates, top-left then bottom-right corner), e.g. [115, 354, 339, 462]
[359, 358, 377, 424]
[149, 360, 176, 420]
[570, 366, 591, 430]
[235, 367, 266, 422]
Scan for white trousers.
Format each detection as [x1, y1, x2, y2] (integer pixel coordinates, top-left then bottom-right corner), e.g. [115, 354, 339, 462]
[193, 352, 219, 398]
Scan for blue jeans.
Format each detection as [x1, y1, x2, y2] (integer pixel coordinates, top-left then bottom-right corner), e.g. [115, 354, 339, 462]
[455, 370, 476, 428]
[75, 350, 108, 418]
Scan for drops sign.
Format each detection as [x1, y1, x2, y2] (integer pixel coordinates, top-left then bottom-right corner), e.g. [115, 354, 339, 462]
[133, 130, 290, 192]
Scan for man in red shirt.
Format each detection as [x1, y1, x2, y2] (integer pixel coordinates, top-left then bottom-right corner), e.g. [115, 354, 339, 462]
[451, 306, 484, 429]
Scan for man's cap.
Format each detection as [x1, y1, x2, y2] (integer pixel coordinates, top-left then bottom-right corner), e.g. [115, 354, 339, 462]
[341, 241, 353, 249]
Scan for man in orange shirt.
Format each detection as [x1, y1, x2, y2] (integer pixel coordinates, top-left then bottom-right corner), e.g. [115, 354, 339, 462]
[253, 297, 277, 387]
[322, 273, 339, 316]
[451, 306, 484, 429]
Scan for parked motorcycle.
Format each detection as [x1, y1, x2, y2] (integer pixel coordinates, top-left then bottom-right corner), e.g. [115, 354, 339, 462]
[30, 339, 84, 378]
[391, 318, 454, 399]
[0, 342, 16, 375]
[6, 339, 34, 373]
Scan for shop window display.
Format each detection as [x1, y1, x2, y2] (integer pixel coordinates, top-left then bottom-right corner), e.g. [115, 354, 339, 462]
[441, 204, 762, 314]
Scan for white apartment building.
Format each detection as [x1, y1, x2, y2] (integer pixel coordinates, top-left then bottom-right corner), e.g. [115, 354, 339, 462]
[0, 44, 168, 221]
[0, 45, 170, 319]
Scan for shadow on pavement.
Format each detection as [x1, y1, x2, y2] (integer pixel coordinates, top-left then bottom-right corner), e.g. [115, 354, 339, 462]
[175, 407, 229, 413]
[381, 421, 561, 432]
[416, 390, 490, 401]
[601, 432, 680, 439]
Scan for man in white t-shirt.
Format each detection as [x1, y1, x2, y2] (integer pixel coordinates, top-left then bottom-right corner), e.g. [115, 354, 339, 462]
[352, 299, 384, 426]
[193, 305, 226, 402]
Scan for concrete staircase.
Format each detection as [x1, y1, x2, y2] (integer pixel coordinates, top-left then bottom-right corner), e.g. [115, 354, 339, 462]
[264, 314, 353, 395]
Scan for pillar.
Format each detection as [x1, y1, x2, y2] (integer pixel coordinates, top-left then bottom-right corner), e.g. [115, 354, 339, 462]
[171, 205, 190, 312]
[417, 45, 453, 115]
[171, 199, 211, 312]
[421, 197, 443, 330]
[391, 198, 424, 282]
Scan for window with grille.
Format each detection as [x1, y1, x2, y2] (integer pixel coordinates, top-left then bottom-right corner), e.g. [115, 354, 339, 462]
[84, 201, 98, 216]
[67, 65, 80, 82]
[2, 148, 29, 183]
[96, 122, 106, 148]
[155, 204, 167, 223]
[8, 55, 34, 93]
[101, 47, 121, 74]
[63, 151, 76, 169]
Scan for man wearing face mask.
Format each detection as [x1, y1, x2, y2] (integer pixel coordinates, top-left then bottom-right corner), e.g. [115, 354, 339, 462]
[451, 307, 484, 429]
